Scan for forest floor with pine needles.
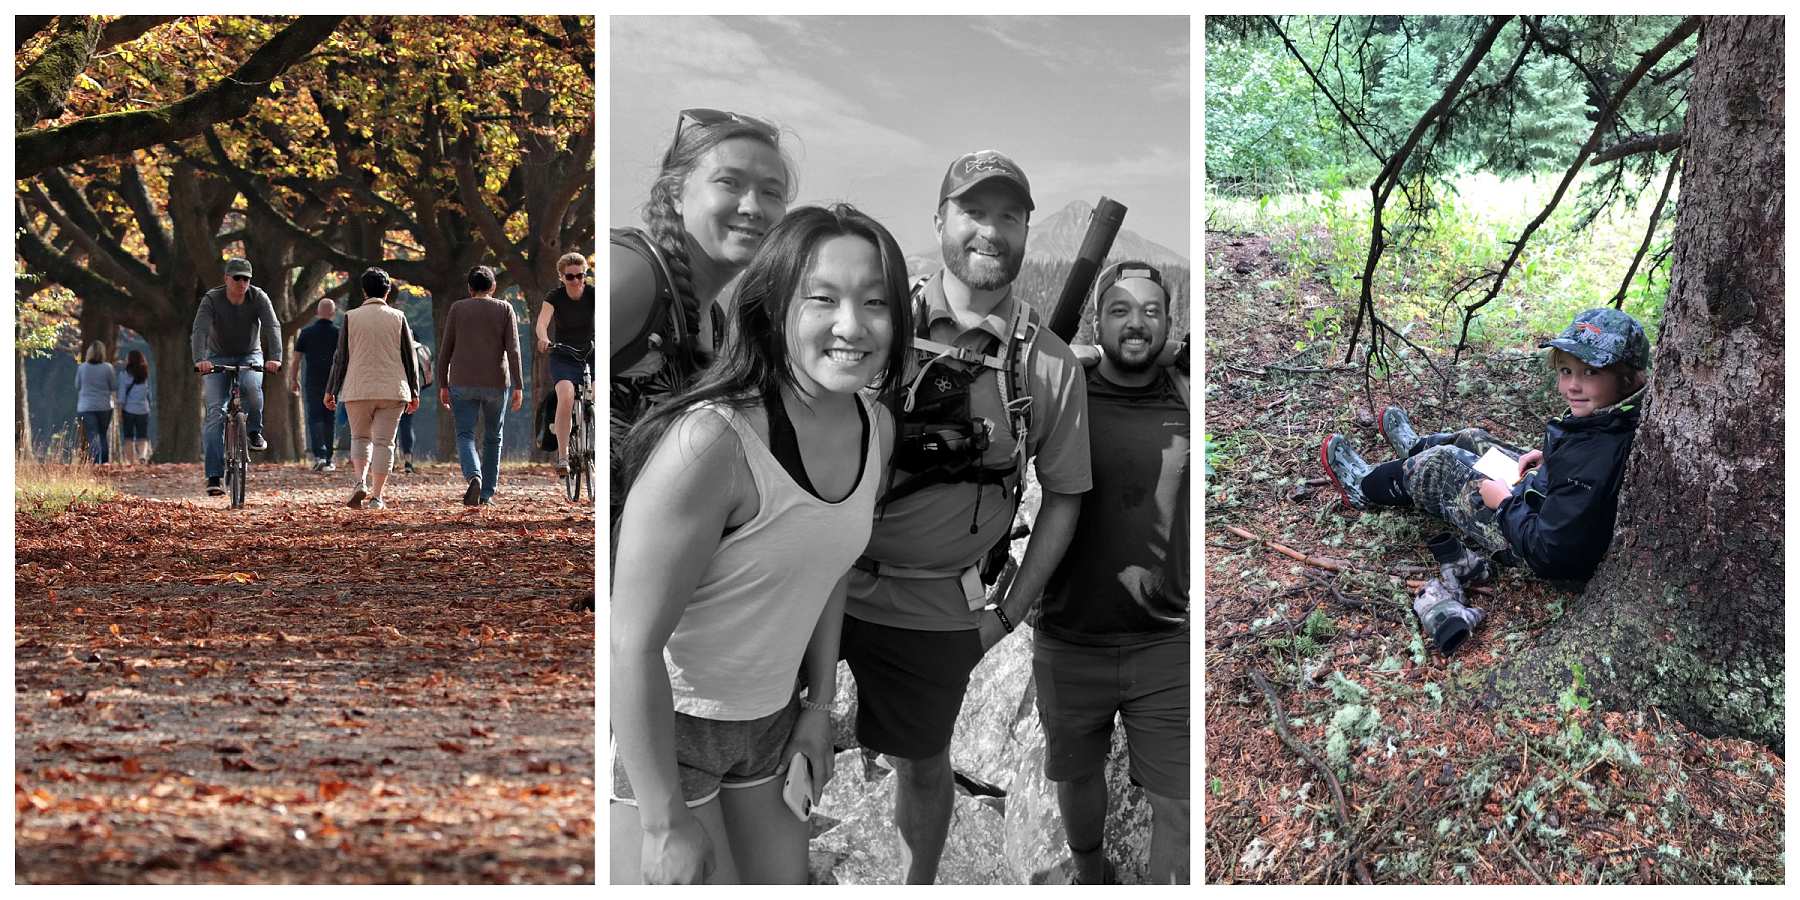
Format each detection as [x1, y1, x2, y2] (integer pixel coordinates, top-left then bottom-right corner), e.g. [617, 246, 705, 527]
[1202, 229, 1784, 885]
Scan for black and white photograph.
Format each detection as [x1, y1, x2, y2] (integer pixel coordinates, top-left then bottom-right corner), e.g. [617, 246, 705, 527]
[608, 14, 1191, 885]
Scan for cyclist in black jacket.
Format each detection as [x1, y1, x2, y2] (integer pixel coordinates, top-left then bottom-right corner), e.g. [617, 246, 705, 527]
[191, 257, 282, 496]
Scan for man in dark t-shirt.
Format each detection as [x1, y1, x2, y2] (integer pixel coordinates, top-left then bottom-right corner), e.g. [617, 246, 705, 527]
[534, 252, 594, 475]
[1033, 262, 1189, 884]
[291, 299, 340, 471]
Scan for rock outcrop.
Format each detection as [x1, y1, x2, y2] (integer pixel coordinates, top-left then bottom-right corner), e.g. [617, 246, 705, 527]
[808, 625, 1163, 884]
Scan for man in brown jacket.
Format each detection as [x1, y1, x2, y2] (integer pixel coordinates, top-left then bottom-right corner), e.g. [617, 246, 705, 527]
[437, 265, 524, 505]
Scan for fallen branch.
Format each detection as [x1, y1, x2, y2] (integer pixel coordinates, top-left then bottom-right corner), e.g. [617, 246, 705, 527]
[1223, 524, 1462, 592]
[1250, 668, 1374, 885]
[1225, 362, 1355, 377]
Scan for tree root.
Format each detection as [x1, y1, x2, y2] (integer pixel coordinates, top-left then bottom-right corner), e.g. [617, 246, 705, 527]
[1249, 668, 1374, 884]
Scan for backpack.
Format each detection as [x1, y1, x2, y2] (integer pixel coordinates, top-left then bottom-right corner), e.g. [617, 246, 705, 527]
[882, 272, 1042, 519]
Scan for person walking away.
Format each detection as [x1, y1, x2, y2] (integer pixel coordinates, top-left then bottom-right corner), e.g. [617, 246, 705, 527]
[437, 265, 523, 506]
[324, 268, 421, 510]
[1035, 263, 1190, 884]
[398, 338, 432, 474]
[75, 342, 117, 465]
[537, 251, 595, 475]
[291, 298, 341, 471]
[117, 350, 153, 465]
[191, 257, 282, 496]
[611, 204, 910, 884]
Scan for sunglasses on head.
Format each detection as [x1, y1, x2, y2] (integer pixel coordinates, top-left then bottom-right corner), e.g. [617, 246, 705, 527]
[664, 108, 779, 166]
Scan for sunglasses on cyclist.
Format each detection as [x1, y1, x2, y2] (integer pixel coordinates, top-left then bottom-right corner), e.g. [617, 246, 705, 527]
[663, 108, 779, 167]
[229, 275, 251, 283]
[562, 272, 586, 282]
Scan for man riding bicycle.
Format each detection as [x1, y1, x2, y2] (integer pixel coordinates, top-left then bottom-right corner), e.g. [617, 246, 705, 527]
[534, 251, 594, 476]
[192, 257, 282, 496]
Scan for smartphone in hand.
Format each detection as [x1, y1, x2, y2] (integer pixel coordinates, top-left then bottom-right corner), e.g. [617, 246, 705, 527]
[781, 752, 813, 822]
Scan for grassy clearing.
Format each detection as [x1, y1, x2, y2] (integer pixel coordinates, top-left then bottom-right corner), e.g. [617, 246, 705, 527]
[1207, 171, 1674, 360]
[14, 455, 118, 519]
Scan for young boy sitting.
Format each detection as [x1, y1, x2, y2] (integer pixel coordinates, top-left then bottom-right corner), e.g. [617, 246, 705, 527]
[1321, 308, 1651, 582]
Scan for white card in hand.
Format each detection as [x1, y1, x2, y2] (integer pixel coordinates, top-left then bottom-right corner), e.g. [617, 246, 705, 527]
[1473, 447, 1522, 485]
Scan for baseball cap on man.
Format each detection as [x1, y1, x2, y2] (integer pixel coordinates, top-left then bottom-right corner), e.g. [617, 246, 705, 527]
[1539, 307, 1651, 370]
[939, 150, 1034, 211]
[224, 258, 253, 277]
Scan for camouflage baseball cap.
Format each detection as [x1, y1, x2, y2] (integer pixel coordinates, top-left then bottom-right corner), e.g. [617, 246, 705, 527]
[1539, 308, 1650, 370]
[224, 257, 253, 277]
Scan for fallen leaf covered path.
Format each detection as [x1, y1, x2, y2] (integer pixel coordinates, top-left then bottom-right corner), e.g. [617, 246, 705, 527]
[15, 462, 596, 884]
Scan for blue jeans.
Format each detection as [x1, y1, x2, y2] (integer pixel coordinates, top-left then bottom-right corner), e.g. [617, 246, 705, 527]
[450, 386, 506, 499]
[79, 410, 112, 464]
[202, 355, 264, 479]
[397, 410, 416, 456]
[303, 387, 334, 462]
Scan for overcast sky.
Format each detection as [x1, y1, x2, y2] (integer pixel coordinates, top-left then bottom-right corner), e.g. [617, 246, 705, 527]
[610, 15, 1190, 256]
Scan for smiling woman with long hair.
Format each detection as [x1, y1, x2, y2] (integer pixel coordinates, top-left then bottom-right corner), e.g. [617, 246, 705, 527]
[610, 109, 795, 517]
[609, 204, 912, 885]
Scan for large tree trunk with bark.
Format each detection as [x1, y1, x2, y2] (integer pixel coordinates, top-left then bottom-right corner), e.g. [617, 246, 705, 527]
[1493, 16, 1784, 751]
[148, 327, 202, 463]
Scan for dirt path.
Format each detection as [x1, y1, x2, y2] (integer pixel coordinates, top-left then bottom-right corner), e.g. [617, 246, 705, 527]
[1203, 230, 1783, 884]
[14, 462, 595, 884]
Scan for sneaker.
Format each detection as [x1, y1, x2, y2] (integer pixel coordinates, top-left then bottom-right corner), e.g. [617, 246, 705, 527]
[403, 461, 416, 475]
[347, 483, 368, 509]
[479, 495, 495, 506]
[1380, 406, 1421, 458]
[248, 432, 268, 452]
[205, 477, 224, 497]
[1321, 434, 1372, 510]
[368, 497, 387, 510]
[323, 461, 337, 473]
[463, 476, 482, 506]
[555, 457, 570, 476]
[311, 459, 326, 473]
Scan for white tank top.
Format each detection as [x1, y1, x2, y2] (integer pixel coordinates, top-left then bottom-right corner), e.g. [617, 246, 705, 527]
[665, 395, 881, 720]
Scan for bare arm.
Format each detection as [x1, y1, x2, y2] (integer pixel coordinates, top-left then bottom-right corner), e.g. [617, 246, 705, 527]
[535, 299, 555, 352]
[991, 488, 1084, 639]
[611, 243, 659, 357]
[610, 409, 751, 879]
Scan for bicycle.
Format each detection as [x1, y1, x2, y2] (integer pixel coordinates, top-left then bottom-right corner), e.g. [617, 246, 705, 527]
[205, 364, 252, 508]
[548, 343, 595, 504]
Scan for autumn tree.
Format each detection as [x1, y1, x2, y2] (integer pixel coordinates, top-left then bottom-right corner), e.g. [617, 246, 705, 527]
[1491, 16, 1784, 750]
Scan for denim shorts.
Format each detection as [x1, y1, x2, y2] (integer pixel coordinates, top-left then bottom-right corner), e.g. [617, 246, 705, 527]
[120, 412, 150, 441]
[548, 351, 589, 388]
[611, 694, 800, 807]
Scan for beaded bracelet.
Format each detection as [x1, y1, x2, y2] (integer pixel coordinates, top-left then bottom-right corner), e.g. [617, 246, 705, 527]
[989, 604, 1015, 634]
[799, 696, 832, 714]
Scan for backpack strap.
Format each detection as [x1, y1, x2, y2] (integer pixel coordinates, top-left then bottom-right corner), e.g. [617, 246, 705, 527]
[609, 227, 686, 375]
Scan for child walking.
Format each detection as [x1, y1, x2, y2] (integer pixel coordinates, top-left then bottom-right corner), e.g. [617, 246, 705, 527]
[1322, 308, 1651, 582]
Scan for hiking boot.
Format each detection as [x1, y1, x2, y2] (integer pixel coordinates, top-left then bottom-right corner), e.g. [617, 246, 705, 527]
[1320, 434, 1372, 510]
[248, 432, 268, 452]
[463, 476, 482, 506]
[1380, 406, 1420, 457]
[555, 457, 570, 476]
[205, 477, 224, 497]
[367, 497, 387, 510]
[347, 483, 368, 509]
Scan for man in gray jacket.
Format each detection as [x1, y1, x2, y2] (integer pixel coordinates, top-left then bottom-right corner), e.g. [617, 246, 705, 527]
[191, 257, 282, 496]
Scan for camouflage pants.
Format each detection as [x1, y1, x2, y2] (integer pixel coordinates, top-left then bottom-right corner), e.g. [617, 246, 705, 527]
[1400, 428, 1524, 558]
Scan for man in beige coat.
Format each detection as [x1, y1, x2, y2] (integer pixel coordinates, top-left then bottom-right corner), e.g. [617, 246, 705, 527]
[325, 268, 422, 509]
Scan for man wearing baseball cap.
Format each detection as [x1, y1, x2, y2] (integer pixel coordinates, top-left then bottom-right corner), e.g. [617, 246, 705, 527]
[839, 150, 1092, 883]
[191, 257, 283, 496]
[1322, 307, 1651, 582]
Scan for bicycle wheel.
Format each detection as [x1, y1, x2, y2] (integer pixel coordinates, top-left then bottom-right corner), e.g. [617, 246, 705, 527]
[230, 411, 249, 508]
[578, 400, 596, 505]
[564, 414, 583, 503]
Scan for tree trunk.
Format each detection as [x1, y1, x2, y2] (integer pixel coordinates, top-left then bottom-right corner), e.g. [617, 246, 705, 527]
[17, 354, 34, 455]
[148, 327, 201, 463]
[1492, 16, 1784, 751]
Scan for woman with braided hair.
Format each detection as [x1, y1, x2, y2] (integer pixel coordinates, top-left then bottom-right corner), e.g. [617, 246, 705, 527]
[611, 109, 794, 515]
